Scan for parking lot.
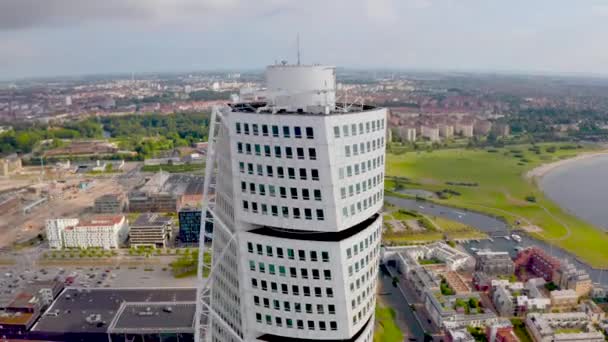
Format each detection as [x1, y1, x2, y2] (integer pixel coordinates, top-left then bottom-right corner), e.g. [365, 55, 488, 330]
[0, 262, 196, 304]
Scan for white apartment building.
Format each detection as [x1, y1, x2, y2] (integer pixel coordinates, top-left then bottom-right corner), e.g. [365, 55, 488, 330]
[455, 123, 474, 137]
[397, 126, 417, 142]
[46, 215, 128, 250]
[46, 218, 79, 249]
[205, 64, 386, 342]
[420, 125, 440, 142]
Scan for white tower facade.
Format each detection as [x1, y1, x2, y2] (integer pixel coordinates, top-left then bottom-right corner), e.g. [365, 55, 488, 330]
[201, 64, 386, 342]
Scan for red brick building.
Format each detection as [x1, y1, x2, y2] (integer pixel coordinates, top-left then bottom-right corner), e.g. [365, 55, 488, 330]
[514, 247, 560, 282]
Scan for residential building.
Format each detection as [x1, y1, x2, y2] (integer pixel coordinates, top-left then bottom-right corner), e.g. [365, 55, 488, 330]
[514, 247, 560, 282]
[455, 123, 474, 137]
[555, 261, 592, 297]
[424, 291, 498, 330]
[581, 300, 605, 323]
[549, 289, 578, 310]
[93, 193, 126, 214]
[46, 218, 80, 249]
[396, 126, 417, 142]
[129, 213, 172, 248]
[421, 125, 440, 141]
[486, 320, 519, 342]
[446, 328, 475, 342]
[491, 280, 550, 317]
[439, 124, 454, 138]
[475, 251, 515, 276]
[474, 120, 492, 136]
[47, 215, 128, 249]
[525, 312, 604, 342]
[205, 64, 386, 341]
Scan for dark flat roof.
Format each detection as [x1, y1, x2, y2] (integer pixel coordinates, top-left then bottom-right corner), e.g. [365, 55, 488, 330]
[229, 102, 378, 115]
[248, 213, 379, 242]
[132, 213, 172, 227]
[109, 302, 195, 333]
[33, 288, 196, 334]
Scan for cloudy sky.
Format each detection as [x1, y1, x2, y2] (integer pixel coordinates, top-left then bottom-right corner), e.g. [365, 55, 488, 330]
[1, 0, 608, 80]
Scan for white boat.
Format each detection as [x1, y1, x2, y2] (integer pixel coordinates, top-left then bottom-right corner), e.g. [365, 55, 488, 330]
[470, 247, 478, 252]
[504, 236, 511, 241]
[512, 234, 522, 243]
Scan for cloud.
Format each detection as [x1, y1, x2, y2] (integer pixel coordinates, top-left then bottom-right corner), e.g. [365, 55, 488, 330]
[591, 4, 608, 17]
[0, 0, 291, 31]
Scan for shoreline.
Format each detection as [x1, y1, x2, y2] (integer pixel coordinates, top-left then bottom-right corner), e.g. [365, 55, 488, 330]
[526, 150, 608, 180]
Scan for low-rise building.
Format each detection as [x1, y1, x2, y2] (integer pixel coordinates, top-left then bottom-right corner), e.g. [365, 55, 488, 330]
[93, 193, 127, 214]
[446, 328, 475, 342]
[555, 261, 593, 297]
[475, 251, 515, 276]
[514, 247, 560, 282]
[492, 280, 550, 317]
[526, 312, 604, 342]
[581, 300, 605, 323]
[486, 320, 519, 342]
[47, 215, 128, 249]
[424, 291, 498, 330]
[129, 213, 172, 248]
[550, 289, 579, 310]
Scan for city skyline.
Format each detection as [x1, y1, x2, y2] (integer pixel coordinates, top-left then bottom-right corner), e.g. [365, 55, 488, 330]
[1, 0, 608, 80]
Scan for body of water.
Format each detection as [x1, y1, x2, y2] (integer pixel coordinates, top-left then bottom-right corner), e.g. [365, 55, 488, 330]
[385, 196, 608, 285]
[539, 154, 608, 231]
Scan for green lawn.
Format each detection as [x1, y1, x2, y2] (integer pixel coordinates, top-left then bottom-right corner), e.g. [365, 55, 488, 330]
[385, 143, 608, 268]
[511, 318, 533, 342]
[374, 305, 403, 342]
[142, 163, 205, 173]
[170, 249, 211, 278]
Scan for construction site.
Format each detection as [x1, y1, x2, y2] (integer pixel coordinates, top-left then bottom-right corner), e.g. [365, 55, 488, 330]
[0, 161, 141, 249]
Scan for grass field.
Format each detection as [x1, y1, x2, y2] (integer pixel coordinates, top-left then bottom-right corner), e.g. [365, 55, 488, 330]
[511, 318, 533, 342]
[374, 305, 403, 342]
[385, 142, 608, 268]
[383, 206, 485, 244]
[142, 163, 205, 173]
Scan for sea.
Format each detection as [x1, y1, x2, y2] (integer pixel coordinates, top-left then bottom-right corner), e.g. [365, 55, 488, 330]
[540, 154, 608, 232]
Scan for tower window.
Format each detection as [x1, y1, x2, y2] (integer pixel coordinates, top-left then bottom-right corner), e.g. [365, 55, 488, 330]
[306, 127, 314, 139]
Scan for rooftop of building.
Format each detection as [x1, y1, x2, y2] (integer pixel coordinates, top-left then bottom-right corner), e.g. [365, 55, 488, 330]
[137, 172, 204, 196]
[73, 215, 124, 229]
[108, 302, 195, 333]
[0, 311, 35, 325]
[7, 292, 37, 309]
[229, 101, 379, 116]
[95, 193, 124, 200]
[131, 213, 172, 227]
[32, 288, 196, 333]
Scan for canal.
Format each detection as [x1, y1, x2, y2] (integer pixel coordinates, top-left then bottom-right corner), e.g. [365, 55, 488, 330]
[385, 195, 608, 285]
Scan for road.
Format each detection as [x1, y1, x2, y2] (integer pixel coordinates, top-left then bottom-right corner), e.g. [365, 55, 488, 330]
[378, 268, 423, 340]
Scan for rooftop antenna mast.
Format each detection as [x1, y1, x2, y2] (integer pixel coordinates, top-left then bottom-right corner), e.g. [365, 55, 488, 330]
[297, 33, 301, 65]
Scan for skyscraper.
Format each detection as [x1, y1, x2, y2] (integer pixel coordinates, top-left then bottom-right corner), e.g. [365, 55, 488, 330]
[199, 64, 386, 342]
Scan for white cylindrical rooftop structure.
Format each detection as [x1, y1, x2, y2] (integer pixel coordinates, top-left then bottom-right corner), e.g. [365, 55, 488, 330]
[265, 64, 336, 113]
